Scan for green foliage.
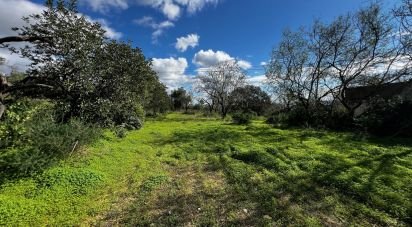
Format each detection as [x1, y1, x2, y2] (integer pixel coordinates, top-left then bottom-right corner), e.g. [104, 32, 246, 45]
[0, 100, 101, 182]
[356, 98, 412, 136]
[36, 168, 103, 195]
[0, 113, 411, 226]
[229, 85, 272, 116]
[170, 87, 191, 111]
[4, 1, 166, 128]
[231, 111, 253, 125]
[113, 124, 128, 138]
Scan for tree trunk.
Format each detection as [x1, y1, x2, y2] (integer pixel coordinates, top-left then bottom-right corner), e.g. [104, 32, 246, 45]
[0, 101, 5, 120]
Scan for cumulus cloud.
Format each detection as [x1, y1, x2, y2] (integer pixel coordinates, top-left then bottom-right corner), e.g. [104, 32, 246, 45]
[193, 49, 252, 70]
[137, 0, 219, 20]
[237, 60, 252, 70]
[82, 0, 220, 30]
[175, 34, 199, 52]
[80, 0, 128, 13]
[151, 57, 193, 90]
[0, 0, 122, 74]
[0, 0, 45, 74]
[193, 49, 233, 68]
[134, 16, 174, 42]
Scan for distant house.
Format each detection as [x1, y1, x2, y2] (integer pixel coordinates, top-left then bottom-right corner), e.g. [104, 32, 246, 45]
[344, 81, 412, 116]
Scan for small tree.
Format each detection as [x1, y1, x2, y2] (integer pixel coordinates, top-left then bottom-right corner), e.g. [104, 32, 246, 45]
[170, 87, 192, 111]
[197, 61, 246, 118]
[229, 85, 272, 116]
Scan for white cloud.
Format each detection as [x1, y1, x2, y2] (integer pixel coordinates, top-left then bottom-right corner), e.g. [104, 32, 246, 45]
[246, 75, 266, 87]
[193, 49, 233, 68]
[137, 0, 181, 20]
[134, 16, 174, 42]
[176, 0, 219, 14]
[260, 61, 267, 66]
[136, 0, 219, 20]
[0, 0, 44, 37]
[0, 0, 122, 74]
[193, 49, 251, 70]
[80, 0, 128, 13]
[91, 18, 123, 39]
[151, 57, 193, 90]
[0, 0, 45, 74]
[237, 60, 252, 70]
[175, 34, 199, 52]
[162, 1, 181, 20]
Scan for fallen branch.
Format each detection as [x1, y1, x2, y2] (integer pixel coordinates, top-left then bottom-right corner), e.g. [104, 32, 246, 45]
[69, 140, 79, 157]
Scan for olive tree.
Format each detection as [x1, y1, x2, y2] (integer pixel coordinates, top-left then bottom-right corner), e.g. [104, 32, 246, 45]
[0, 0, 165, 127]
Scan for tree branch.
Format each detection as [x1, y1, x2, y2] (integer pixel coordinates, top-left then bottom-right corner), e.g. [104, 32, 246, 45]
[0, 36, 50, 45]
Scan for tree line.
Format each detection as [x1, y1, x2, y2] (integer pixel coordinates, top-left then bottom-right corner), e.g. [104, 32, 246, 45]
[191, 1, 412, 134]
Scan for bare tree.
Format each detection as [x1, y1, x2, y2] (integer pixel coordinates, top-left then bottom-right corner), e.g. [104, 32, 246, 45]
[266, 4, 412, 119]
[395, 0, 412, 60]
[197, 61, 246, 118]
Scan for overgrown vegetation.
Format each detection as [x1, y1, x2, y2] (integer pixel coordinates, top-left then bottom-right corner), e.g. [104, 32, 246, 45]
[0, 99, 100, 182]
[1, 113, 410, 226]
[0, 0, 411, 226]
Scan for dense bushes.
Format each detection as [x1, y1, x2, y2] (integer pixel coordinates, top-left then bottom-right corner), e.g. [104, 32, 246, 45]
[267, 97, 412, 137]
[266, 104, 351, 129]
[232, 111, 254, 125]
[356, 98, 412, 136]
[0, 100, 101, 182]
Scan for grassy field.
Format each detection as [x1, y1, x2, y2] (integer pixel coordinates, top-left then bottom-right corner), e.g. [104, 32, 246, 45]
[0, 113, 411, 226]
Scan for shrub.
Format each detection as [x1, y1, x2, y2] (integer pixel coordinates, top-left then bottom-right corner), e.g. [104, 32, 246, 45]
[114, 124, 128, 138]
[0, 101, 101, 182]
[266, 104, 354, 130]
[355, 98, 412, 136]
[232, 112, 253, 125]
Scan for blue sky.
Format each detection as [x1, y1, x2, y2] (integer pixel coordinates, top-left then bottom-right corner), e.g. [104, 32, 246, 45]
[0, 0, 402, 90]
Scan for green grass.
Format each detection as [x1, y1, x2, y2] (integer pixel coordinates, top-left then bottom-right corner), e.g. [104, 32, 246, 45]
[0, 112, 411, 226]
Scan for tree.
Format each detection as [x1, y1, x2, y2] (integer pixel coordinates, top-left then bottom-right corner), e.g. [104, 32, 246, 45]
[170, 87, 192, 111]
[197, 61, 246, 118]
[266, 4, 412, 122]
[0, 0, 104, 120]
[79, 40, 159, 127]
[395, 0, 412, 60]
[0, 1, 166, 127]
[145, 82, 171, 115]
[229, 85, 272, 116]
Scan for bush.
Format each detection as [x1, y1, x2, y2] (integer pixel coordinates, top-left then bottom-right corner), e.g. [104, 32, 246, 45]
[266, 111, 288, 126]
[356, 98, 412, 136]
[232, 112, 254, 125]
[0, 101, 101, 182]
[266, 104, 354, 130]
[114, 124, 128, 138]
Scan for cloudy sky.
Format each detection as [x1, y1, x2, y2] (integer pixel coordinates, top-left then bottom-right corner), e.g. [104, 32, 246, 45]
[0, 0, 401, 90]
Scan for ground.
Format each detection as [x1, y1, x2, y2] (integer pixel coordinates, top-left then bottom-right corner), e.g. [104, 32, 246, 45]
[0, 113, 411, 226]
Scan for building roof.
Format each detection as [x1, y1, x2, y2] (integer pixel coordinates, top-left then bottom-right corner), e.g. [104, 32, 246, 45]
[345, 81, 412, 102]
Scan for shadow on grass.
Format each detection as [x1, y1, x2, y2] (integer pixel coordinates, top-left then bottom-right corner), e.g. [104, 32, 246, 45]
[144, 122, 412, 225]
[221, 146, 412, 225]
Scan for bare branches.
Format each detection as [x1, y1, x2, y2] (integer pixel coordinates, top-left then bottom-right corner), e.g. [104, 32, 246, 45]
[197, 61, 246, 118]
[266, 3, 411, 117]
